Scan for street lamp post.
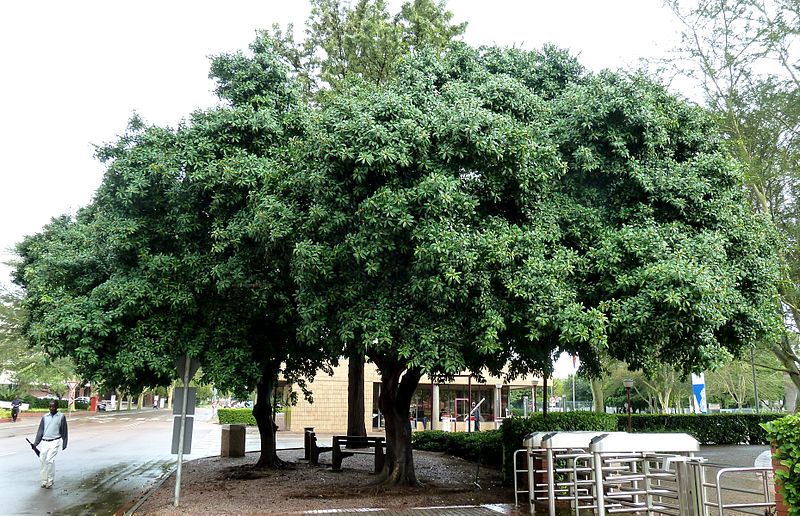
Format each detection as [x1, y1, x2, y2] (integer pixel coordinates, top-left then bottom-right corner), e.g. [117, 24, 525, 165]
[542, 376, 548, 419]
[623, 379, 634, 432]
[532, 379, 539, 413]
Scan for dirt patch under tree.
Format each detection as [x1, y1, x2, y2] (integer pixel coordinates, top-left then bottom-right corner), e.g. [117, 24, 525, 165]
[133, 448, 516, 514]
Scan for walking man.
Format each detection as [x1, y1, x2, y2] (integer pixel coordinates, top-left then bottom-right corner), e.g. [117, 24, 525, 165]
[32, 401, 68, 488]
[11, 396, 21, 422]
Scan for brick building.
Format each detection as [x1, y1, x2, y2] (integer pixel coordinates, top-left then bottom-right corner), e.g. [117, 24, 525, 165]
[282, 359, 543, 433]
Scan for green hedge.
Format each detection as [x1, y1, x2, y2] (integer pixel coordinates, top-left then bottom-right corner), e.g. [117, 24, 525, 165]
[763, 414, 800, 515]
[22, 397, 68, 410]
[217, 408, 256, 426]
[412, 430, 503, 468]
[619, 413, 784, 445]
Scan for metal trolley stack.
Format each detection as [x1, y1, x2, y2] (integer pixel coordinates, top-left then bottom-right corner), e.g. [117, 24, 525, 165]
[514, 431, 775, 515]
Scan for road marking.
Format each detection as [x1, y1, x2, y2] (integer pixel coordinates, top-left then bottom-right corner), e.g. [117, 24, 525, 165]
[0, 451, 16, 457]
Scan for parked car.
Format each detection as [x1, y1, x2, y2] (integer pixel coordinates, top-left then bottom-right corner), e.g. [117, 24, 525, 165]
[38, 394, 60, 400]
[74, 396, 90, 404]
[98, 400, 115, 411]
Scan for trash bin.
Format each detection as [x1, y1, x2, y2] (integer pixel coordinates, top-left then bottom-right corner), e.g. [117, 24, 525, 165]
[221, 424, 246, 457]
[441, 417, 451, 432]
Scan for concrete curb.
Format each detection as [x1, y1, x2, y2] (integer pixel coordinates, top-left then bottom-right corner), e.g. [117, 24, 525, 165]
[122, 463, 176, 516]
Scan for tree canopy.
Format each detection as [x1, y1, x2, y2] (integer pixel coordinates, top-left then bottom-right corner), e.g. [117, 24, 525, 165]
[290, 42, 780, 483]
[13, 37, 780, 484]
[13, 53, 335, 466]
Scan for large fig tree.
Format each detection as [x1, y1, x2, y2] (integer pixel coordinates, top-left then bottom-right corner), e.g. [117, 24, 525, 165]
[292, 43, 780, 485]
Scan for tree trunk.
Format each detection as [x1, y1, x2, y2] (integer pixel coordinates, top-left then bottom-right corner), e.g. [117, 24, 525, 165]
[785, 373, 798, 412]
[347, 354, 367, 437]
[374, 359, 422, 486]
[253, 365, 286, 469]
[773, 337, 800, 412]
[590, 379, 604, 412]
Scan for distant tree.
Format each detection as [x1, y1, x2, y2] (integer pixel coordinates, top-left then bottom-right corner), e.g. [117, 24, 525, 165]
[637, 366, 684, 414]
[263, 0, 466, 96]
[706, 349, 785, 409]
[1, 272, 77, 396]
[666, 0, 800, 407]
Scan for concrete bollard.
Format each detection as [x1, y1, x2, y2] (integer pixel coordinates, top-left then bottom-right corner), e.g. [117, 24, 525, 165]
[221, 424, 246, 457]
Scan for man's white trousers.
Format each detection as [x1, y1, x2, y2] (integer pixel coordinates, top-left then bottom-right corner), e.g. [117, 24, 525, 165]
[39, 438, 61, 487]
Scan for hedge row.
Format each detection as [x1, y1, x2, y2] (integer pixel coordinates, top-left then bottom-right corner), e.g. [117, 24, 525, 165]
[763, 414, 800, 514]
[20, 397, 69, 410]
[620, 413, 784, 445]
[218, 408, 257, 426]
[411, 430, 503, 468]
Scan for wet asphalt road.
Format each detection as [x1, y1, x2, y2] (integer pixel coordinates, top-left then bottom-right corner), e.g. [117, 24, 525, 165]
[0, 406, 222, 516]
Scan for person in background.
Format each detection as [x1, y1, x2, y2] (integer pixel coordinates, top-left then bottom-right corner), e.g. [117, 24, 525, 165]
[32, 401, 68, 488]
[11, 396, 21, 422]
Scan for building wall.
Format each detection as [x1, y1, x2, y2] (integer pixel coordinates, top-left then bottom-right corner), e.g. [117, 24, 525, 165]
[283, 359, 541, 434]
[285, 361, 383, 433]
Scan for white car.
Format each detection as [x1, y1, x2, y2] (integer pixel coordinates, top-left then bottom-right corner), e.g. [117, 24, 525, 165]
[74, 396, 90, 404]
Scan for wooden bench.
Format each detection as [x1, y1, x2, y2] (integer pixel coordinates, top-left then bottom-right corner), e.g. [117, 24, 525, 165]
[332, 435, 386, 474]
[304, 429, 332, 465]
[306, 432, 333, 466]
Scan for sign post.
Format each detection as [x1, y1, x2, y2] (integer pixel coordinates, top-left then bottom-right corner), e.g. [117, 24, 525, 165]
[66, 381, 79, 416]
[173, 354, 200, 508]
[691, 373, 708, 414]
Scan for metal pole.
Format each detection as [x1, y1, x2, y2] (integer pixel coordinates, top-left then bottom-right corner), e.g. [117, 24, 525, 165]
[751, 348, 760, 414]
[572, 374, 576, 412]
[542, 376, 548, 419]
[626, 386, 632, 433]
[174, 354, 191, 507]
[468, 375, 472, 433]
[533, 384, 537, 413]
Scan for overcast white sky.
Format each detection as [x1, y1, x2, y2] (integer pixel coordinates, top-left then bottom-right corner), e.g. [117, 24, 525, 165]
[0, 2, 681, 374]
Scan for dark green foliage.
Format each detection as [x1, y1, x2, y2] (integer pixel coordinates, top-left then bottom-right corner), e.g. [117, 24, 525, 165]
[763, 414, 800, 515]
[411, 430, 503, 467]
[19, 397, 69, 410]
[619, 413, 783, 445]
[217, 408, 257, 426]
